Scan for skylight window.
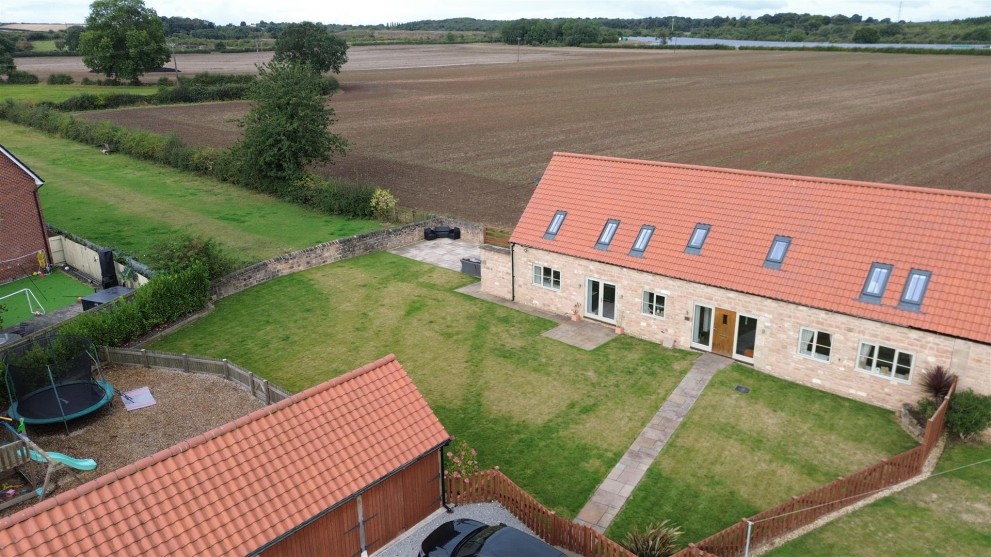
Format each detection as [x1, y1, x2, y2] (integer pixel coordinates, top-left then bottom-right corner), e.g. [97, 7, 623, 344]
[629, 225, 655, 257]
[595, 219, 620, 250]
[543, 210, 567, 240]
[859, 263, 893, 304]
[685, 224, 710, 255]
[898, 269, 931, 311]
[763, 236, 792, 269]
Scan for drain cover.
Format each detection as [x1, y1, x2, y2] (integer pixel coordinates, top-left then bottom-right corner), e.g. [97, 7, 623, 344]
[735, 385, 750, 394]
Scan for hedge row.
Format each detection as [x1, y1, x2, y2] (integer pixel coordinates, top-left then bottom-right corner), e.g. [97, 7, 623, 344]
[59, 264, 210, 347]
[0, 100, 375, 219]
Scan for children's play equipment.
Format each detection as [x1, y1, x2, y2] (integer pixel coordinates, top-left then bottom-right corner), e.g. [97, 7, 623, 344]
[0, 288, 46, 317]
[2, 333, 114, 431]
[0, 419, 96, 511]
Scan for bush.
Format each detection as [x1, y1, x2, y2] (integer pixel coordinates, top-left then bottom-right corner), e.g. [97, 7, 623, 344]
[623, 521, 683, 557]
[915, 397, 938, 421]
[945, 390, 991, 440]
[59, 264, 210, 346]
[921, 365, 957, 402]
[156, 76, 174, 87]
[46, 73, 74, 85]
[145, 234, 238, 280]
[5, 70, 39, 84]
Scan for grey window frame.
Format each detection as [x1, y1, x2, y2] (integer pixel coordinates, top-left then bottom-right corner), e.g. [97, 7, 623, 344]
[797, 328, 832, 363]
[764, 235, 792, 270]
[543, 210, 567, 240]
[595, 219, 621, 250]
[685, 224, 711, 255]
[532, 265, 561, 290]
[856, 341, 914, 382]
[859, 263, 893, 304]
[898, 269, 931, 311]
[641, 291, 666, 318]
[629, 225, 655, 257]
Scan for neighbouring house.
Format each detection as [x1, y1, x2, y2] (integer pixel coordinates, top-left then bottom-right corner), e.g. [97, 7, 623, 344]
[0, 145, 52, 284]
[482, 153, 991, 409]
[0, 355, 450, 556]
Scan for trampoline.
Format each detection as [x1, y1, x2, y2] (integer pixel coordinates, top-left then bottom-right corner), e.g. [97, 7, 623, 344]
[2, 333, 114, 429]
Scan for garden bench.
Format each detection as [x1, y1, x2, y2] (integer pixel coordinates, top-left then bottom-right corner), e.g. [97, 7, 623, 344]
[424, 226, 461, 240]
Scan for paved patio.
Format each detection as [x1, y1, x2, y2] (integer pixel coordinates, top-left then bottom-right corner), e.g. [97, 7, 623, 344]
[390, 238, 481, 273]
[574, 352, 732, 532]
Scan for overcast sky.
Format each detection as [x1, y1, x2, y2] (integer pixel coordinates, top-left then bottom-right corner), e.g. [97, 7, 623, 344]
[3, 0, 988, 26]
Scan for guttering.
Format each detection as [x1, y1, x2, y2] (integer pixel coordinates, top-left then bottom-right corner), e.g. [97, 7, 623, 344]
[510, 243, 516, 301]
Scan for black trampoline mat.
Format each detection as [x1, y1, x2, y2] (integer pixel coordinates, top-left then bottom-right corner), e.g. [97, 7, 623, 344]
[17, 381, 111, 420]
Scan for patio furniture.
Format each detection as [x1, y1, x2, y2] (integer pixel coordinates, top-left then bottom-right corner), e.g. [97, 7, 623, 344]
[424, 226, 461, 240]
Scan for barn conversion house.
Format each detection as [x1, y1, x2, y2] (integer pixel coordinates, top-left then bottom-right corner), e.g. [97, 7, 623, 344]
[0, 145, 52, 284]
[0, 355, 450, 556]
[481, 153, 991, 408]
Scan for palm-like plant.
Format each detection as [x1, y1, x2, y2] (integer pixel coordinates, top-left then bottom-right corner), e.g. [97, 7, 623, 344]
[921, 365, 956, 403]
[623, 520, 683, 557]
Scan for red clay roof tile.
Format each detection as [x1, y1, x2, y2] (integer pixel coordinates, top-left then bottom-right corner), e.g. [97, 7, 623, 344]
[0, 355, 448, 556]
[512, 153, 991, 343]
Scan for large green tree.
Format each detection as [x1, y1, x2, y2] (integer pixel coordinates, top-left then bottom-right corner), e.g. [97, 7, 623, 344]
[79, 0, 171, 83]
[232, 60, 347, 186]
[0, 34, 15, 78]
[273, 22, 348, 74]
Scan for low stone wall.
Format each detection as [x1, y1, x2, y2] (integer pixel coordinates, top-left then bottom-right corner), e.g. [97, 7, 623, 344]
[211, 217, 483, 300]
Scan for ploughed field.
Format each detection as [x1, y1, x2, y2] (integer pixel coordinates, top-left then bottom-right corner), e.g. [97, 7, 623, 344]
[72, 45, 990, 227]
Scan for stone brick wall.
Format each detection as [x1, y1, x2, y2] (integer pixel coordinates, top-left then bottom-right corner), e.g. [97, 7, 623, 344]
[0, 156, 49, 284]
[212, 217, 483, 300]
[480, 245, 512, 299]
[500, 246, 989, 409]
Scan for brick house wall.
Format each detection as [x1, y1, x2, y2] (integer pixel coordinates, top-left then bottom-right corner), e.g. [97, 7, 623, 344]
[0, 152, 50, 284]
[491, 246, 989, 409]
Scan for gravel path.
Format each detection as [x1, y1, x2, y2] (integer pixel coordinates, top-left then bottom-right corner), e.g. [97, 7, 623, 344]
[1, 364, 264, 517]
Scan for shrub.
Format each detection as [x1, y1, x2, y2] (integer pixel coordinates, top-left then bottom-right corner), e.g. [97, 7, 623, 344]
[915, 397, 938, 421]
[623, 521, 683, 557]
[156, 76, 174, 87]
[945, 390, 991, 440]
[60, 264, 210, 346]
[921, 365, 957, 402]
[5, 70, 40, 84]
[370, 188, 398, 220]
[145, 234, 238, 281]
[443, 437, 479, 482]
[46, 73, 75, 85]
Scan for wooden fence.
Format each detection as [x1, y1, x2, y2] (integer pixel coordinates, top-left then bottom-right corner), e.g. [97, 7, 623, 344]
[483, 226, 512, 248]
[446, 469, 635, 557]
[99, 347, 291, 405]
[676, 381, 956, 557]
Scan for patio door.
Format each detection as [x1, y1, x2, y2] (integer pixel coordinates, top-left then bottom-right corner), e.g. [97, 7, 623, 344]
[586, 279, 617, 323]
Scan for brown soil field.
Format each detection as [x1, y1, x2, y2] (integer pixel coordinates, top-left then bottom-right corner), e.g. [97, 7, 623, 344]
[71, 45, 990, 227]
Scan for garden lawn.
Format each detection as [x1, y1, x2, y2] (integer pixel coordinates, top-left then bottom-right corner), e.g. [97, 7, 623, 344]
[607, 364, 919, 546]
[0, 84, 155, 103]
[150, 252, 698, 516]
[767, 441, 991, 557]
[0, 270, 93, 328]
[1, 122, 380, 263]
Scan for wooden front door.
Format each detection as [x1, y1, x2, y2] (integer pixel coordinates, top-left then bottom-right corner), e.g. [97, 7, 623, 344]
[712, 308, 736, 356]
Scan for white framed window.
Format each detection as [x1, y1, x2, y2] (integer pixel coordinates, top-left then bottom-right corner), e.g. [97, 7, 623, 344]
[532, 265, 560, 290]
[857, 341, 913, 381]
[798, 328, 832, 362]
[641, 291, 666, 317]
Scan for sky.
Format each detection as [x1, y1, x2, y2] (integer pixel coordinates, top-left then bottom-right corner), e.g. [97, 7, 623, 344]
[3, 0, 988, 26]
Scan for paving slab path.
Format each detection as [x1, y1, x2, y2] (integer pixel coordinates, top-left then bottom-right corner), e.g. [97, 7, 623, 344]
[575, 352, 732, 532]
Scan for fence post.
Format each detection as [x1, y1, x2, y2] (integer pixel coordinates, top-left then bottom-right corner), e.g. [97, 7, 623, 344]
[248, 371, 256, 399]
[222, 358, 230, 380]
[142, 348, 149, 368]
[263, 379, 271, 404]
[102, 346, 111, 365]
[182, 353, 189, 372]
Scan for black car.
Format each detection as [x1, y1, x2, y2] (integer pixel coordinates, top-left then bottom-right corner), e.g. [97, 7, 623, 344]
[418, 518, 566, 557]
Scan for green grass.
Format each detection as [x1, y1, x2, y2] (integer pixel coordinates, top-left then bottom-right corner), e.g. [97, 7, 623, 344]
[767, 441, 991, 556]
[28, 40, 57, 53]
[1, 121, 381, 263]
[607, 364, 919, 546]
[149, 252, 699, 516]
[0, 270, 93, 327]
[0, 84, 155, 103]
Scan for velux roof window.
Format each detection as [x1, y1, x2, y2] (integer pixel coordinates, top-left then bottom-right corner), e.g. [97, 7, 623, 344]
[763, 236, 792, 270]
[684, 224, 710, 255]
[898, 269, 931, 311]
[595, 219, 620, 250]
[859, 263, 893, 304]
[629, 225, 655, 257]
[543, 210, 567, 240]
